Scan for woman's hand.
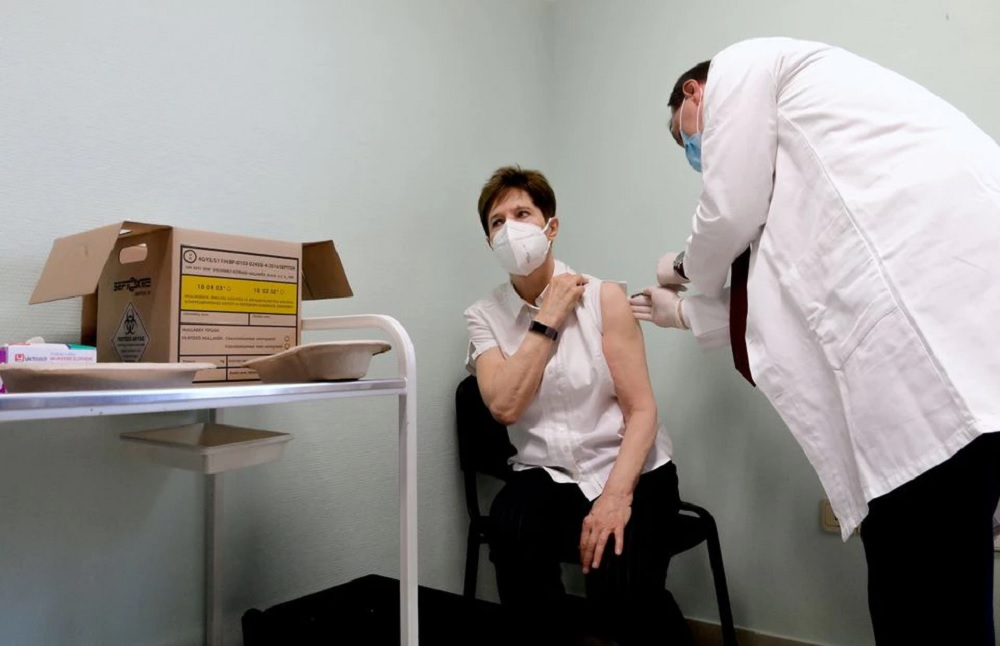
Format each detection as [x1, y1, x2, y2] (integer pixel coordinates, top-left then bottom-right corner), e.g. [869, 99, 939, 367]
[535, 273, 588, 330]
[579, 491, 632, 573]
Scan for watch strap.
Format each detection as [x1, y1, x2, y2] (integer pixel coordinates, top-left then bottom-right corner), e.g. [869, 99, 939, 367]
[529, 319, 559, 341]
[673, 250, 688, 280]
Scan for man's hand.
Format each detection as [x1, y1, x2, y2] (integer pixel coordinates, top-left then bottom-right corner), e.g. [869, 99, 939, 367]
[656, 251, 690, 287]
[535, 273, 588, 330]
[629, 286, 689, 329]
[579, 492, 632, 573]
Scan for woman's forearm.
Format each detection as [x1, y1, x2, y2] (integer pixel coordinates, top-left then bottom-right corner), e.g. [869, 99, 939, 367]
[601, 406, 657, 498]
[479, 334, 554, 425]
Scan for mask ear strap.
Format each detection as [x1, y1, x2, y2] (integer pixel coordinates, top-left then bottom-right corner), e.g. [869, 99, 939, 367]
[678, 98, 686, 138]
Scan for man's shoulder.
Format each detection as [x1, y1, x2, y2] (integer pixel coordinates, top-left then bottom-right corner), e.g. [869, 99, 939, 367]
[706, 38, 836, 101]
[715, 37, 830, 65]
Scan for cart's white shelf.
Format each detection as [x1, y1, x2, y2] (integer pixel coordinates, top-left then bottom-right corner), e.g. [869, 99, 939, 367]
[0, 314, 418, 646]
[0, 378, 407, 421]
[120, 423, 294, 474]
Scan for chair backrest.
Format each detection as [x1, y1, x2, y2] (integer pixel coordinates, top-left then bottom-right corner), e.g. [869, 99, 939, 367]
[455, 375, 515, 483]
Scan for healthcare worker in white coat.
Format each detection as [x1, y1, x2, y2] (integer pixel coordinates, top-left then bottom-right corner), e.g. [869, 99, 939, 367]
[629, 37, 1000, 645]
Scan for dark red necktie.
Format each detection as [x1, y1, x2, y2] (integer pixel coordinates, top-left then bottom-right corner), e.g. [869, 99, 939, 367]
[729, 248, 756, 386]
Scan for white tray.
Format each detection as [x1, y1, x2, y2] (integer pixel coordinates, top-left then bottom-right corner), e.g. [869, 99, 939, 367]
[243, 340, 391, 383]
[0, 362, 217, 393]
[120, 423, 292, 474]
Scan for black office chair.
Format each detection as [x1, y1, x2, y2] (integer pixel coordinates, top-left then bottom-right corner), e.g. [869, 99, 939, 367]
[455, 374, 738, 646]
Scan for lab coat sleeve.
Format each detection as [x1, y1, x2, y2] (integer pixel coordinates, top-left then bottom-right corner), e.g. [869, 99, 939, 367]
[685, 44, 778, 297]
[684, 290, 732, 350]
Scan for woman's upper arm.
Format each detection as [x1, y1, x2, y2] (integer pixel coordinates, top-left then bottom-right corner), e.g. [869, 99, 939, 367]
[600, 282, 656, 414]
[464, 305, 497, 370]
[472, 347, 505, 408]
[465, 304, 503, 406]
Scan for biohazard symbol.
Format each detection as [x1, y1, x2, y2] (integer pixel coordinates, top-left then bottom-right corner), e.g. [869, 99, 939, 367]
[112, 302, 149, 362]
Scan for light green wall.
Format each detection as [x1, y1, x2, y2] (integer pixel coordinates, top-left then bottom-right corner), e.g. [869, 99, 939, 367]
[0, 1, 550, 643]
[545, 1, 1000, 644]
[2, 1, 998, 644]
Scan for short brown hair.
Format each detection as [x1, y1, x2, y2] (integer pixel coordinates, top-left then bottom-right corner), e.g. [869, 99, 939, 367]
[477, 166, 556, 236]
[668, 60, 712, 112]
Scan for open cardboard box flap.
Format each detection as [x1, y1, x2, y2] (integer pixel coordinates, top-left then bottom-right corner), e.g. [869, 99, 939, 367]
[29, 222, 353, 305]
[303, 240, 353, 300]
[30, 221, 134, 305]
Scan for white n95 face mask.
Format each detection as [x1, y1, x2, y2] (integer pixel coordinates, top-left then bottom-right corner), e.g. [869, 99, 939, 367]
[491, 219, 552, 276]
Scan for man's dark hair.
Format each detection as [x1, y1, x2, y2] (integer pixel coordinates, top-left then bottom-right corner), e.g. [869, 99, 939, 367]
[477, 166, 556, 236]
[668, 60, 712, 111]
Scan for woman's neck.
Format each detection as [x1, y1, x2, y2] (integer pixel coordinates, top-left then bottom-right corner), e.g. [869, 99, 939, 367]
[510, 255, 555, 305]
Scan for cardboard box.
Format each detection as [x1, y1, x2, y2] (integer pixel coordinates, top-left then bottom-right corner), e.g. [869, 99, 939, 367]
[0, 342, 98, 392]
[29, 222, 352, 383]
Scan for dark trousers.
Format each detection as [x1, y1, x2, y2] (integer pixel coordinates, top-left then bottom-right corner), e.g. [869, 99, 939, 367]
[861, 432, 1000, 646]
[488, 462, 692, 646]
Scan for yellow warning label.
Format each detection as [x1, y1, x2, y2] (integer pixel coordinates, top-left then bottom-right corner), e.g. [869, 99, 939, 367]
[181, 276, 297, 315]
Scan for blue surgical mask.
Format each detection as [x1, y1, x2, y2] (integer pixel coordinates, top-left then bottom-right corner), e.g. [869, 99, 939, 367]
[681, 131, 702, 173]
[678, 97, 703, 173]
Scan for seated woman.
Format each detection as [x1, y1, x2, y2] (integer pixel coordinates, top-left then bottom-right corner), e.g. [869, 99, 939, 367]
[464, 166, 692, 646]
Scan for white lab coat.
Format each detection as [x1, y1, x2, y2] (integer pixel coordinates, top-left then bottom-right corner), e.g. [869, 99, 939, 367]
[681, 38, 1000, 538]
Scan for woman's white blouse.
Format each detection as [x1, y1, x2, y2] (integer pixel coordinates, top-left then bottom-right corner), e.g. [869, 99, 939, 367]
[464, 260, 673, 500]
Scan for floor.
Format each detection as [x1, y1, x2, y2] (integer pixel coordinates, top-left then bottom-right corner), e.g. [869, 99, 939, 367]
[241, 573, 619, 645]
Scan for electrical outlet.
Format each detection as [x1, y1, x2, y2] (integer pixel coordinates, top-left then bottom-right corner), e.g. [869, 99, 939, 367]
[820, 499, 862, 536]
[820, 498, 841, 534]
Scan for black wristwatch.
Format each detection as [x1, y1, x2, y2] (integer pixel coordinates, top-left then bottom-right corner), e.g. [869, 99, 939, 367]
[673, 250, 688, 280]
[529, 319, 559, 341]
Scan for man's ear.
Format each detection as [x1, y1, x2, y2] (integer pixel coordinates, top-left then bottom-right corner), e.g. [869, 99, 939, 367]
[685, 79, 704, 105]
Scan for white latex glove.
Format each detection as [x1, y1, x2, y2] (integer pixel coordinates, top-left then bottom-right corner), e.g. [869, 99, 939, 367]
[628, 286, 689, 329]
[656, 251, 690, 287]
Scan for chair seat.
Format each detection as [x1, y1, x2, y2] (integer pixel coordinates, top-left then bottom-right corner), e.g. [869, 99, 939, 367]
[669, 514, 709, 555]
